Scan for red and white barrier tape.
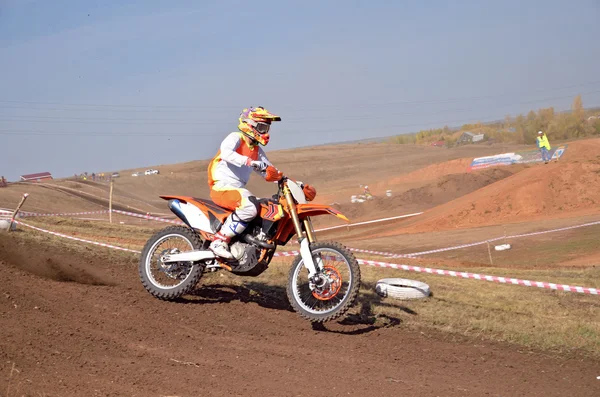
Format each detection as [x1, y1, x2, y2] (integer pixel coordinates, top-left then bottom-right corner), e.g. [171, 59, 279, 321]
[11, 220, 599, 295]
[349, 247, 413, 258]
[269, 251, 599, 295]
[272, 250, 300, 257]
[358, 258, 599, 295]
[112, 209, 184, 225]
[19, 210, 110, 218]
[16, 208, 177, 223]
[13, 220, 141, 254]
[12, 205, 600, 262]
[350, 220, 600, 259]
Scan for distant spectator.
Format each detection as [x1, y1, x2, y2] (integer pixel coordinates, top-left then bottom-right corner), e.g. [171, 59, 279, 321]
[0, 176, 6, 187]
[536, 131, 552, 164]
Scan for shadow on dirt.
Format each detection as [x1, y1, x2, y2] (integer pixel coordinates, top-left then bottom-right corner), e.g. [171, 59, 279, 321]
[310, 285, 409, 335]
[183, 282, 294, 312]
[183, 280, 409, 335]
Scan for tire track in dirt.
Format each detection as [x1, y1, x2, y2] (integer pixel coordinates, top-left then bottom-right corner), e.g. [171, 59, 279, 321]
[0, 233, 116, 286]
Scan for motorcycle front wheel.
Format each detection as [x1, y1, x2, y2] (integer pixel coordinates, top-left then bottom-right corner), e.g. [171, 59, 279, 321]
[286, 241, 361, 323]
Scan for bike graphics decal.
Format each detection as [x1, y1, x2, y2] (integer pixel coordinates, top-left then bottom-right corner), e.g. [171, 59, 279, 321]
[261, 203, 284, 221]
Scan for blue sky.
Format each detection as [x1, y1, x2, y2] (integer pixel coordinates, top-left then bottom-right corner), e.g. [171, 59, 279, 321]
[1, 0, 599, 181]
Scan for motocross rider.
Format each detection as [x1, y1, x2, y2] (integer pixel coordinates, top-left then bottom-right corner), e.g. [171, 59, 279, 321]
[207, 106, 285, 259]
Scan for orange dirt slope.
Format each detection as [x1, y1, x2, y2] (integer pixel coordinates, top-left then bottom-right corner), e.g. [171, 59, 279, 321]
[388, 138, 600, 235]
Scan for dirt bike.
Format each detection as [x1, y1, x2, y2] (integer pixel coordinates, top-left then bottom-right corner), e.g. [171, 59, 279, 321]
[138, 175, 361, 323]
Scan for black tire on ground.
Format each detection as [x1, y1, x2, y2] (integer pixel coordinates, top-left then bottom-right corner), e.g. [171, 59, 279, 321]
[286, 241, 361, 323]
[138, 226, 206, 300]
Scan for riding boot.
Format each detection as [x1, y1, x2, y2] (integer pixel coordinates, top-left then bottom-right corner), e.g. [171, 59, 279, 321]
[209, 212, 248, 259]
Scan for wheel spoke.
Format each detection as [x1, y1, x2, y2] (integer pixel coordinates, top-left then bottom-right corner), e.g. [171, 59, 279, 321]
[139, 226, 208, 301]
[291, 247, 354, 316]
[147, 234, 194, 288]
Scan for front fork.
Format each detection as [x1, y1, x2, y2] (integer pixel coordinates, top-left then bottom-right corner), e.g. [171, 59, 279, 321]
[284, 187, 321, 278]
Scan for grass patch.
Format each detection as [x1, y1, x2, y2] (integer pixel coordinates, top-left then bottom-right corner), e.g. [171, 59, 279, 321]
[411, 224, 600, 268]
[251, 257, 600, 358]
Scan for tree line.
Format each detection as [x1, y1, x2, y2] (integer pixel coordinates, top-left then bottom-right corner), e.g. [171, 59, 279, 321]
[390, 95, 600, 146]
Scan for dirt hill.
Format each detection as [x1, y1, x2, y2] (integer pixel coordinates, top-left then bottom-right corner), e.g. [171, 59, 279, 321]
[3, 138, 599, 232]
[330, 167, 517, 222]
[386, 138, 600, 235]
[1, 141, 528, 216]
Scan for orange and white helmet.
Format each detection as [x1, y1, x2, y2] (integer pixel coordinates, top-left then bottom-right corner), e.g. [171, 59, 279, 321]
[238, 106, 281, 146]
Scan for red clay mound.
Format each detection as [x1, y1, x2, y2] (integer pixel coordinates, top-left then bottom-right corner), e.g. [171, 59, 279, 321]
[383, 158, 473, 187]
[390, 167, 515, 207]
[330, 167, 516, 222]
[397, 138, 600, 234]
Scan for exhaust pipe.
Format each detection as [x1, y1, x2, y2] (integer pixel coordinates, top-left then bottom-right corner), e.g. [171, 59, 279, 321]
[243, 234, 276, 249]
[168, 199, 192, 228]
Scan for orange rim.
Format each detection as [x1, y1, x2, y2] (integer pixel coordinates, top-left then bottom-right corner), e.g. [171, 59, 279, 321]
[312, 265, 342, 301]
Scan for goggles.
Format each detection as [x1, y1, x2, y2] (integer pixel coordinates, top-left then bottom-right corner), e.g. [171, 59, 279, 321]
[254, 122, 270, 134]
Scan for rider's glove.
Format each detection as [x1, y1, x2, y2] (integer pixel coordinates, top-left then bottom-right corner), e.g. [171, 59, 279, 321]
[302, 184, 317, 201]
[265, 165, 283, 182]
[248, 160, 268, 172]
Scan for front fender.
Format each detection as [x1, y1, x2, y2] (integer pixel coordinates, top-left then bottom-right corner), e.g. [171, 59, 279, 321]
[295, 203, 349, 222]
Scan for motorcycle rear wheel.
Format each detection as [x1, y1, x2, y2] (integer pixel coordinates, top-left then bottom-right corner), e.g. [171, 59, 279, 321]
[286, 241, 361, 323]
[139, 226, 206, 300]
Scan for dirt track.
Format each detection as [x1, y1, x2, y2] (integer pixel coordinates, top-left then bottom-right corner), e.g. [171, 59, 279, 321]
[1, 233, 598, 397]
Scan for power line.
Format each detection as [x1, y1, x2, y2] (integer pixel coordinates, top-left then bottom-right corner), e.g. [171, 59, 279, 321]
[1, 89, 598, 126]
[0, 117, 230, 126]
[0, 105, 215, 114]
[1, 88, 598, 138]
[0, 100, 592, 138]
[0, 80, 599, 112]
[0, 130, 217, 137]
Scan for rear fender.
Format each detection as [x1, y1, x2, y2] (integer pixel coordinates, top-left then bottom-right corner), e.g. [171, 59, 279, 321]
[160, 195, 229, 220]
[161, 196, 220, 234]
[160, 195, 193, 202]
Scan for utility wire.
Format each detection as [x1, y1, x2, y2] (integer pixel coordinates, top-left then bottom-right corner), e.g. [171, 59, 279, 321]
[1, 89, 599, 125]
[0, 80, 599, 112]
[0, 100, 592, 138]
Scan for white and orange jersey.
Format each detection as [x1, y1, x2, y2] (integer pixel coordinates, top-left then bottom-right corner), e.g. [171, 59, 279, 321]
[208, 132, 272, 189]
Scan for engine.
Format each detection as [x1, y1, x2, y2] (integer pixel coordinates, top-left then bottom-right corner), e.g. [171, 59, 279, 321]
[222, 224, 275, 276]
[229, 241, 260, 272]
